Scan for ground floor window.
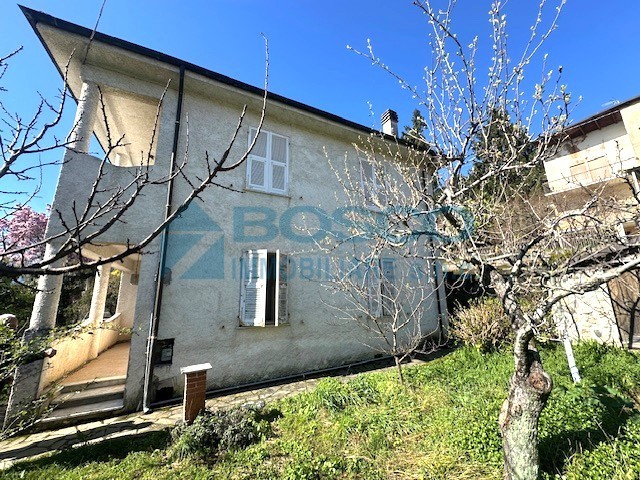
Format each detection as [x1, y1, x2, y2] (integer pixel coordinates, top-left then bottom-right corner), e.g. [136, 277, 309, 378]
[240, 249, 289, 326]
[367, 257, 397, 318]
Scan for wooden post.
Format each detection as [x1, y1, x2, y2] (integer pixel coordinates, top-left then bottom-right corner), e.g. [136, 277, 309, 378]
[180, 363, 212, 424]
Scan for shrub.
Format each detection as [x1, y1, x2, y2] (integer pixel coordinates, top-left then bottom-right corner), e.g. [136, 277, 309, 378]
[449, 297, 512, 352]
[169, 403, 273, 462]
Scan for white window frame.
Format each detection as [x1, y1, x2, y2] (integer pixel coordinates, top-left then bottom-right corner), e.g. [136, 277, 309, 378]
[247, 128, 289, 195]
[365, 257, 396, 318]
[359, 157, 385, 209]
[239, 249, 289, 327]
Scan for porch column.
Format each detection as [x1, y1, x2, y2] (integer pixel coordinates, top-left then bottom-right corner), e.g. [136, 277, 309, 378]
[116, 271, 137, 337]
[89, 264, 112, 359]
[4, 243, 64, 429]
[28, 243, 65, 333]
[68, 80, 100, 153]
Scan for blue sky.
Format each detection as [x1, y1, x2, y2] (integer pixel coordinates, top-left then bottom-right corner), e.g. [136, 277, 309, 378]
[2, 0, 640, 211]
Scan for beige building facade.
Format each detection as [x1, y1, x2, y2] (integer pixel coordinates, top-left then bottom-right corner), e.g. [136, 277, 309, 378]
[7, 7, 446, 421]
[544, 98, 640, 349]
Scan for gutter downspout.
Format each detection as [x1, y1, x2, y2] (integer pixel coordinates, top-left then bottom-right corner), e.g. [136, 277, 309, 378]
[143, 65, 186, 413]
[420, 167, 445, 343]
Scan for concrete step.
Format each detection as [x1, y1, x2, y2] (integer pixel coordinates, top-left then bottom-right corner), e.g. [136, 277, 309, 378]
[36, 399, 125, 431]
[60, 375, 126, 394]
[51, 384, 125, 409]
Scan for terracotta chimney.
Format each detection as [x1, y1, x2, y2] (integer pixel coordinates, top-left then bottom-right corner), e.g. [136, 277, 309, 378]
[381, 109, 399, 137]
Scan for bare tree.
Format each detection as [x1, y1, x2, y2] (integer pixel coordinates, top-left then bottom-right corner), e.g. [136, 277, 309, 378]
[0, 45, 268, 278]
[0, 36, 270, 434]
[313, 137, 446, 383]
[333, 1, 640, 478]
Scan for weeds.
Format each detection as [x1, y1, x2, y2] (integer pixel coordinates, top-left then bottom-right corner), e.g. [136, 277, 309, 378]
[3, 342, 639, 479]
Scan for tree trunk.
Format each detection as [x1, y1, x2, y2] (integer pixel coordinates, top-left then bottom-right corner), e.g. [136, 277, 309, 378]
[499, 325, 553, 480]
[394, 356, 405, 385]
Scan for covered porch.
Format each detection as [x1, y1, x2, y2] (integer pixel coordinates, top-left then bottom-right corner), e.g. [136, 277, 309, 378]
[37, 248, 140, 399]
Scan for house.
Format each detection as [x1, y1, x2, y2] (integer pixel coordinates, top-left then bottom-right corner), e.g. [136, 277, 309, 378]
[543, 96, 640, 349]
[6, 7, 447, 423]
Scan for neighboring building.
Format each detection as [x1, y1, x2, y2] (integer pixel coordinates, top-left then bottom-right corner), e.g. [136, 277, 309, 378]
[7, 8, 447, 422]
[544, 97, 640, 349]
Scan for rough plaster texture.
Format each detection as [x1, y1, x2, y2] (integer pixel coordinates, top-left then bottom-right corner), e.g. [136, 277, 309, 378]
[116, 271, 137, 335]
[27, 244, 64, 332]
[3, 360, 43, 430]
[620, 102, 640, 161]
[88, 265, 111, 359]
[148, 89, 444, 397]
[544, 104, 640, 349]
[556, 280, 622, 347]
[24, 24, 445, 412]
[38, 318, 122, 395]
[68, 81, 100, 152]
[544, 121, 636, 194]
[123, 242, 160, 410]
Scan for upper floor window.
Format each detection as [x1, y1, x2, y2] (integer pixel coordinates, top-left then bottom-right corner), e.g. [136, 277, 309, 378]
[360, 158, 386, 209]
[247, 128, 289, 195]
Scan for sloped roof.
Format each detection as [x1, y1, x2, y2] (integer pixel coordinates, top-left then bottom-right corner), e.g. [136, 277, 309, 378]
[20, 5, 409, 145]
[565, 95, 640, 139]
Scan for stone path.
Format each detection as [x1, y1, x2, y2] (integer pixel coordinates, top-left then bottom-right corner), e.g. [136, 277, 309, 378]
[0, 358, 417, 470]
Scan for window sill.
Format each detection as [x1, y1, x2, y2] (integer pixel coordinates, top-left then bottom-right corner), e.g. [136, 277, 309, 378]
[244, 186, 291, 199]
[236, 323, 290, 330]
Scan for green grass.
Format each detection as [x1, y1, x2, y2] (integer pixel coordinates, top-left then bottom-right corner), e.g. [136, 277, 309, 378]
[3, 342, 639, 479]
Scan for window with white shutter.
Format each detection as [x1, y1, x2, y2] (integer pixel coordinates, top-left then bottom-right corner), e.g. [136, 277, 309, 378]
[240, 250, 267, 326]
[366, 258, 396, 318]
[380, 258, 396, 316]
[240, 249, 289, 326]
[366, 261, 382, 318]
[247, 128, 289, 195]
[276, 251, 289, 325]
[359, 158, 385, 209]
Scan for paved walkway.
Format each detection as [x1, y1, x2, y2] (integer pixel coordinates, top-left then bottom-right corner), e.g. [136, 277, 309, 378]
[0, 359, 417, 470]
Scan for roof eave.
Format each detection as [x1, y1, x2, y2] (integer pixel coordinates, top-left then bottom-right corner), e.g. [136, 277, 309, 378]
[19, 5, 414, 147]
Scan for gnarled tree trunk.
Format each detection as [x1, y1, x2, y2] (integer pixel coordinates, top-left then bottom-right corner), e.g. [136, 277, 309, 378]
[499, 325, 553, 480]
[490, 270, 554, 479]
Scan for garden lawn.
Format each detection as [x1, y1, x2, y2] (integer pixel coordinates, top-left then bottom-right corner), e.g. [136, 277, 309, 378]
[2, 342, 639, 479]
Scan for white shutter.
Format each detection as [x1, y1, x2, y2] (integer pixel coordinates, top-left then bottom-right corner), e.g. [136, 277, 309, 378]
[247, 129, 289, 194]
[248, 157, 266, 189]
[275, 251, 289, 325]
[249, 128, 268, 157]
[240, 250, 267, 326]
[366, 261, 382, 318]
[247, 129, 268, 190]
[360, 159, 375, 205]
[271, 134, 287, 162]
[380, 258, 396, 316]
[270, 134, 288, 193]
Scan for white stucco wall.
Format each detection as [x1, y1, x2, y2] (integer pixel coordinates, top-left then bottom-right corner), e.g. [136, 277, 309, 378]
[544, 121, 636, 194]
[555, 280, 622, 347]
[116, 272, 137, 338]
[38, 36, 444, 408]
[145, 88, 443, 397]
[38, 314, 123, 394]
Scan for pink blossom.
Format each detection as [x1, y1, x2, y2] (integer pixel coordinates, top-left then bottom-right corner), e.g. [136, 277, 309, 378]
[0, 207, 48, 267]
